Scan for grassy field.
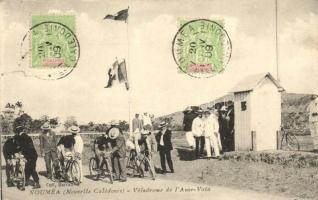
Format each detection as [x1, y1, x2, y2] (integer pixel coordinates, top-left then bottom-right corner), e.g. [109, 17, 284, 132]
[156, 132, 318, 199]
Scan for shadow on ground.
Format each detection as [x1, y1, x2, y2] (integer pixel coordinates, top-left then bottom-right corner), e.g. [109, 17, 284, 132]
[176, 147, 196, 161]
[38, 171, 47, 177]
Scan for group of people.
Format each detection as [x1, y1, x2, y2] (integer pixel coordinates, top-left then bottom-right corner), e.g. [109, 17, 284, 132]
[3, 114, 85, 190]
[129, 113, 174, 174]
[3, 112, 175, 191]
[183, 102, 234, 159]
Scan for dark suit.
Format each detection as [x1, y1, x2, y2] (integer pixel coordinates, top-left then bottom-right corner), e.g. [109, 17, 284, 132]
[40, 131, 58, 178]
[3, 138, 18, 186]
[155, 129, 174, 172]
[14, 132, 39, 183]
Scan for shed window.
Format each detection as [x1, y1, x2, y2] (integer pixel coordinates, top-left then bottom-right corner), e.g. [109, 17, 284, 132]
[241, 101, 247, 111]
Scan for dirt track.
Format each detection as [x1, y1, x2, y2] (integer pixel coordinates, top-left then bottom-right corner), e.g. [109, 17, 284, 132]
[1, 158, 296, 200]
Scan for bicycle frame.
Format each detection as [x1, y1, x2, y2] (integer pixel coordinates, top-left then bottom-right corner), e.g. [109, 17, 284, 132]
[10, 154, 26, 188]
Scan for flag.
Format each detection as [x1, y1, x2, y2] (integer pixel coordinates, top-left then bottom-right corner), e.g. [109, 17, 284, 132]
[104, 8, 129, 22]
[104, 59, 129, 90]
[105, 60, 119, 88]
[118, 59, 129, 90]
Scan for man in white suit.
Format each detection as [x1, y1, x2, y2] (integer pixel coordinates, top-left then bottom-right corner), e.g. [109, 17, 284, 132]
[192, 110, 205, 158]
[204, 108, 222, 158]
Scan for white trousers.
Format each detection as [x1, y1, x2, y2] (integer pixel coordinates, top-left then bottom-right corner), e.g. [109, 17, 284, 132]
[205, 136, 220, 157]
[78, 159, 83, 182]
[310, 121, 318, 149]
[186, 131, 196, 147]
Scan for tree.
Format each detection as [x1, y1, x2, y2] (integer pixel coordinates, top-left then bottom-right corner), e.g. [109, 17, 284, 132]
[49, 117, 59, 127]
[0, 114, 12, 134]
[64, 116, 77, 129]
[118, 120, 129, 132]
[31, 119, 43, 133]
[13, 113, 32, 134]
[40, 115, 50, 122]
[15, 101, 24, 116]
[1, 102, 21, 134]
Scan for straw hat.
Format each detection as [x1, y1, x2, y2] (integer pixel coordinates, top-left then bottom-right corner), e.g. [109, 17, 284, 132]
[109, 127, 120, 139]
[183, 106, 192, 112]
[141, 129, 151, 135]
[220, 106, 227, 112]
[110, 120, 119, 126]
[144, 124, 152, 131]
[41, 122, 51, 130]
[207, 106, 215, 110]
[158, 121, 167, 128]
[68, 125, 80, 134]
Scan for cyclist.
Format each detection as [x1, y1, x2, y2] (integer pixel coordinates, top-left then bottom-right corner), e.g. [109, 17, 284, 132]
[56, 132, 75, 180]
[93, 132, 113, 172]
[130, 128, 156, 172]
[13, 114, 41, 189]
[3, 137, 18, 187]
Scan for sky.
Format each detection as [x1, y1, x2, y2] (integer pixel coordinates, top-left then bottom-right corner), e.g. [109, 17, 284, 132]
[0, 0, 317, 124]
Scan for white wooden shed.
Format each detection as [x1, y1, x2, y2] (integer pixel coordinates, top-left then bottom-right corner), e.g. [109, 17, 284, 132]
[231, 73, 284, 151]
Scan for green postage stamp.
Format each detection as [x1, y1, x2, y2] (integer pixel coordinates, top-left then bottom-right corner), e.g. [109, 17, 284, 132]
[172, 19, 232, 78]
[31, 15, 78, 68]
[20, 15, 80, 80]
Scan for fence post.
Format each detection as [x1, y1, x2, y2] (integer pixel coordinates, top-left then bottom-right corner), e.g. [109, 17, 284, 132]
[251, 131, 256, 151]
[276, 130, 281, 150]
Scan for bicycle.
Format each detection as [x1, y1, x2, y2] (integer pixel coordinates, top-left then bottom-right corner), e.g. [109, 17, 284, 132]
[89, 151, 113, 184]
[280, 126, 300, 151]
[60, 152, 81, 185]
[127, 150, 156, 180]
[9, 153, 27, 190]
[51, 157, 63, 182]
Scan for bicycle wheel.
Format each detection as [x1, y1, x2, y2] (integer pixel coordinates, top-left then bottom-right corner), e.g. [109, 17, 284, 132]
[105, 159, 113, 184]
[19, 165, 25, 188]
[70, 161, 81, 185]
[137, 160, 144, 178]
[126, 152, 134, 169]
[89, 157, 99, 179]
[51, 161, 58, 182]
[286, 133, 300, 151]
[145, 157, 156, 180]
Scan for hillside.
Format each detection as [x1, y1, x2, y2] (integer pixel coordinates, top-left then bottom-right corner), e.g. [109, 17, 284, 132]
[155, 92, 314, 135]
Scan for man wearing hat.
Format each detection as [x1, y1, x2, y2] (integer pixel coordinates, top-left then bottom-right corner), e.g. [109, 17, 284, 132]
[56, 129, 76, 180]
[142, 112, 152, 129]
[155, 122, 174, 174]
[137, 128, 156, 175]
[204, 108, 222, 158]
[109, 120, 127, 182]
[39, 122, 58, 180]
[219, 105, 229, 152]
[192, 109, 205, 158]
[307, 95, 318, 152]
[68, 125, 84, 182]
[132, 113, 143, 133]
[13, 114, 41, 189]
[225, 101, 235, 151]
[3, 136, 18, 187]
[93, 131, 113, 173]
[183, 107, 197, 149]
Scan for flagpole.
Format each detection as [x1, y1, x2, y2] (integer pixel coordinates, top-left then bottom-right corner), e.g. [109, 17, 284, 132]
[126, 5, 132, 135]
[275, 0, 280, 82]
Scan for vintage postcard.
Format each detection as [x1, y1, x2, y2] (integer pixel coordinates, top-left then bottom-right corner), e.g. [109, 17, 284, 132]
[0, 0, 317, 199]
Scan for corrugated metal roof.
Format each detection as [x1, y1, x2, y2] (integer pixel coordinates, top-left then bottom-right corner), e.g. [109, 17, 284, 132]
[231, 72, 284, 93]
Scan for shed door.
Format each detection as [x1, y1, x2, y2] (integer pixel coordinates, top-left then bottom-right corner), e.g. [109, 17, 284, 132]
[234, 92, 251, 150]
